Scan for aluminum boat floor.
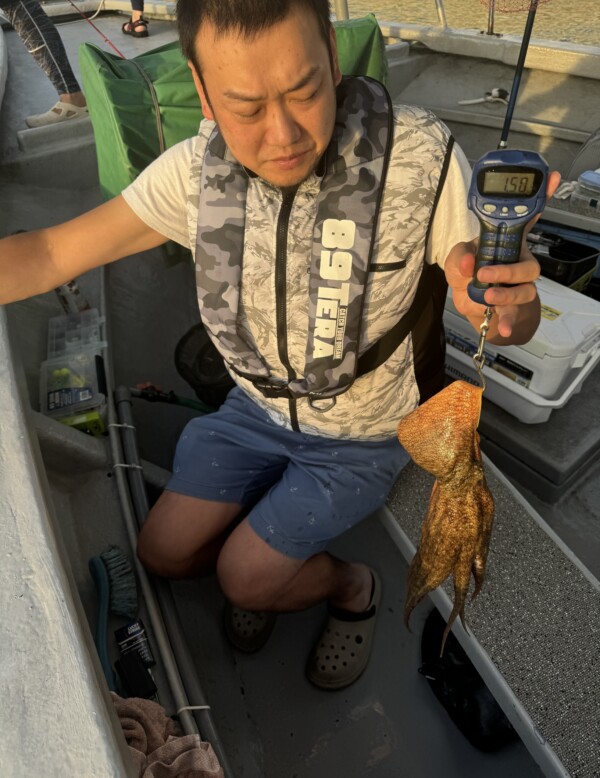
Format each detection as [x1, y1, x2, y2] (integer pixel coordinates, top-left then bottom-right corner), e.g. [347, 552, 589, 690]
[168, 512, 544, 778]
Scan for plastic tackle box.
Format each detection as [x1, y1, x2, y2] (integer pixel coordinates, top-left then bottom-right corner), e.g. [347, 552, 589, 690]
[444, 277, 600, 423]
[40, 309, 107, 434]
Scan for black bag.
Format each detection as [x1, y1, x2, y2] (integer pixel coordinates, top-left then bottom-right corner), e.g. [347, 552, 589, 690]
[174, 323, 235, 409]
[419, 608, 518, 752]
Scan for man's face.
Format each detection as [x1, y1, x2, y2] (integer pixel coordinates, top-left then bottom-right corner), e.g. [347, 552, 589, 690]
[190, 7, 342, 188]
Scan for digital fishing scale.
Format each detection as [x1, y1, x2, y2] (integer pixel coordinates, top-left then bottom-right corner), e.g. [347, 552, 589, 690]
[466, 0, 550, 382]
[467, 149, 549, 306]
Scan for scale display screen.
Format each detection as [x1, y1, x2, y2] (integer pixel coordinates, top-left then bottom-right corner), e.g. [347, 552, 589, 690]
[482, 170, 537, 197]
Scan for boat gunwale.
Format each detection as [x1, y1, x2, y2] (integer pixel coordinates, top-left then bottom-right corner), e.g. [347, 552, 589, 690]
[379, 21, 600, 80]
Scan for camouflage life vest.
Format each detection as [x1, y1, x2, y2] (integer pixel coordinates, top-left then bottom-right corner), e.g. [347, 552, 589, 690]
[194, 77, 394, 404]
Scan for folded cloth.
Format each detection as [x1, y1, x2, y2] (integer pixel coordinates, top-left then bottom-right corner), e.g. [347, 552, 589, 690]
[111, 693, 181, 754]
[110, 693, 224, 778]
[144, 735, 223, 778]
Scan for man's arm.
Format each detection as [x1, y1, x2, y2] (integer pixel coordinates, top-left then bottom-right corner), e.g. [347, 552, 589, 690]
[444, 170, 561, 345]
[0, 195, 169, 305]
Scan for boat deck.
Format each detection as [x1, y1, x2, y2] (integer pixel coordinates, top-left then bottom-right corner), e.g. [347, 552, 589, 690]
[1, 8, 599, 778]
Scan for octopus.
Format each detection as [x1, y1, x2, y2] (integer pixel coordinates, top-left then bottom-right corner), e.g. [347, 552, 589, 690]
[397, 380, 494, 653]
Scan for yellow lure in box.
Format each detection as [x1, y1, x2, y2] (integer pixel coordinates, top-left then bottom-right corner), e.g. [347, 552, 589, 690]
[59, 409, 105, 437]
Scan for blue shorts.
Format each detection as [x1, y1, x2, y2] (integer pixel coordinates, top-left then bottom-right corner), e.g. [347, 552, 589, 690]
[167, 387, 410, 559]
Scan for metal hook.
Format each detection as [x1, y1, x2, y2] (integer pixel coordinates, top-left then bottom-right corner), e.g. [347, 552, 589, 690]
[472, 307, 493, 392]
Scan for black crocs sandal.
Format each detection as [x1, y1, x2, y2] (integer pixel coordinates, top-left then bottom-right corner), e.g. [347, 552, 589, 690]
[122, 16, 149, 38]
[223, 602, 277, 653]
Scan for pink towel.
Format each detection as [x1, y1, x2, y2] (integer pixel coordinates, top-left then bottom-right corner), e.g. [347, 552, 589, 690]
[111, 693, 224, 778]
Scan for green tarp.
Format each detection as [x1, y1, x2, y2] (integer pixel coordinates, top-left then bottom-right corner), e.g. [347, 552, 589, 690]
[79, 15, 388, 200]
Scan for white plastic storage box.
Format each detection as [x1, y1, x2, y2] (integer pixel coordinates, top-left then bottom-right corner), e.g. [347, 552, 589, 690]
[443, 277, 600, 423]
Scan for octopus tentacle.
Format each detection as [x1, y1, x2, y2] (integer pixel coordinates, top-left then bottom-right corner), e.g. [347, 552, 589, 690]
[397, 381, 495, 654]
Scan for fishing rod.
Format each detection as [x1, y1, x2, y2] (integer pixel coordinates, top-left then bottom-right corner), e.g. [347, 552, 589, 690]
[467, 0, 550, 376]
[63, 0, 127, 59]
[497, 0, 544, 150]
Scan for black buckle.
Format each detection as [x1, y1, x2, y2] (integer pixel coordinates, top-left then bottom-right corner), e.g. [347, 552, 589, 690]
[253, 380, 292, 399]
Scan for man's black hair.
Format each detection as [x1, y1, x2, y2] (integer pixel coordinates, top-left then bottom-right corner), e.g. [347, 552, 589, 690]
[177, 0, 332, 75]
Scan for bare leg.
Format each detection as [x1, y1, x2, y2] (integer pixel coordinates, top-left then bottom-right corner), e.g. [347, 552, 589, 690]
[129, 0, 144, 23]
[136, 491, 244, 578]
[217, 520, 373, 614]
[137, 492, 373, 616]
[59, 91, 86, 108]
[139, 492, 379, 686]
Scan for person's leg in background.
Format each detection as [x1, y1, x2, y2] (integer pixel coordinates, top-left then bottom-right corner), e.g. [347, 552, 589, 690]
[122, 0, 149, 38]
[0, 0, 88, 127]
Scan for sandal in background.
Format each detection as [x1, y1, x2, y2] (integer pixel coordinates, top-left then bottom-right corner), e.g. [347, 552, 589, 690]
[122, 16, 149, 38]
